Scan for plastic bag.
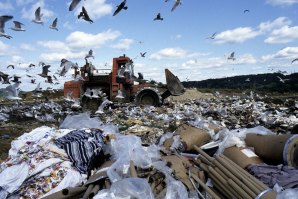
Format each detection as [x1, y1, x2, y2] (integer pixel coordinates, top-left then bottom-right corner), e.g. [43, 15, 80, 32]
[107, 135, 161, 182]
[152, 161, 189, 199]
[276, 188, 298, 199]
[110, 178, 154, 199]
[59, 112, 102, 129]
[216, 126, 274, 154]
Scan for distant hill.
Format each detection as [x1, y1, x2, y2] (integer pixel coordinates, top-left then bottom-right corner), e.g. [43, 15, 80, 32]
[182, 72, 298, 93]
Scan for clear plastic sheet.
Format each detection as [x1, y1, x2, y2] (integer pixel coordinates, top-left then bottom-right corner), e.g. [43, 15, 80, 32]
[110, 178, 154, 199]
[59, 112, 102, 129]
[276, 188, 298, 199]
[215, 126, 274, 154]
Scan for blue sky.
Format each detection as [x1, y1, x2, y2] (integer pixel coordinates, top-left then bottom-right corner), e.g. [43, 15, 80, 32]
[1, 0, 298, 90]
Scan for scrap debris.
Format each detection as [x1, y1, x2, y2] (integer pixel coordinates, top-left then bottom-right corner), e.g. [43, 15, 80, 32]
[1, 92, 298, 198]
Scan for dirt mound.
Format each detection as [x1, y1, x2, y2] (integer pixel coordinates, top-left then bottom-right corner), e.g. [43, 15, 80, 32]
[167, 89, 213, 102]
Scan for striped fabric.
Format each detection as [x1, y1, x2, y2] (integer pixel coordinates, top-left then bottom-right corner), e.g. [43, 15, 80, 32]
[55, 129, 104, 174]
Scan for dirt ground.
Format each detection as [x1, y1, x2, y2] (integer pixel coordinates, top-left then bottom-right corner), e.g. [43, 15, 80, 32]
[167, 88, 214, 101]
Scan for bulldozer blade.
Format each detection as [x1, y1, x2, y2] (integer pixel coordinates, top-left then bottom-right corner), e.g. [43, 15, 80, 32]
[165, 69, 185, 96]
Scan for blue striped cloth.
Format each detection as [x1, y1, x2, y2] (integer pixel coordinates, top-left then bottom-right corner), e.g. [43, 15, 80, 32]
[55, 129, 104, 174]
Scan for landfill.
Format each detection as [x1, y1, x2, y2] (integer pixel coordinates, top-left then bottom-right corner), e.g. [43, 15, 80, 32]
[1, 91, 298, 199]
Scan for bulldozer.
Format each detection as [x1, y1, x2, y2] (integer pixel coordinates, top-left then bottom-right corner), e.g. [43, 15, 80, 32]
[63, 55, 185, 107]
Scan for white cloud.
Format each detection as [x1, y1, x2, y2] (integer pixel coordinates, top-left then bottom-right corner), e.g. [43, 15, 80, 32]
[0, 41, 10, 56]
[236, 54, 257, 64]
[150, 47, 187, 60]
[21, 0, 54, 21]
[12, 55, 24, 63]
[258, 17, 291, 33]
[40, 51, 86, 62]
[174, 34, 182, 39]
[66, 30, 121, 48]
[266, 0, 298, 6]
[214, 27, 260, 44]
[187, 52, 210, 58]
[0, 1, 13, 11]
[111, 39, 134, 50]
[20, 43, 36, 51]
[16, 0, 35, 6]
[264, 25, 298, 44]
[262, 47, 298, 61]
[63, 21, 74, 30]
[181, 54, 257, 69]
[37, 41, 70, 51]
[74, 0, 113, 20]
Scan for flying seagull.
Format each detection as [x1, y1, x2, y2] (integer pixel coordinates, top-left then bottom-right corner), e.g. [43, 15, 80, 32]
[4, 82, 22, 100]
[227, 52, 236, 61]
[244, 9, 250, 13]
[39, 61, 46, 67]
[140, 52, 146, 57]
[49, 18, 58, 31]
[206, 32, 217, 39]
[11, 76, 21, 83]
[154, 13, 163, 21]
[32, 7, 43, 25]
[28, 63, 36, 68]
[85, 49, 94, 59]
[171, 0, 182, 12]
[46, 76, 53, 84]
[0, 72, 10, 84]
[291, 58, 298, 64]
[113, 0, 128, 16]
[0, 15, 13, 39]
[78, 6, 93, 23]
[7, 64, 14, 69]
[277, 76, 290, 83]
[59, 58, 78, 76]
[69, 0, 84, 11]
[11, 21, 25, 31]
[39, 64, 51, 77]
[32, 82, 42, 97]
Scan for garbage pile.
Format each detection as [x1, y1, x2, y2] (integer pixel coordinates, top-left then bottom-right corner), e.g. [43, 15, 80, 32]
[0, 94, 298, 199]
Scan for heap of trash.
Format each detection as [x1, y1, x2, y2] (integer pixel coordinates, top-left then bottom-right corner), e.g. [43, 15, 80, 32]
[1, 93, 298, 199]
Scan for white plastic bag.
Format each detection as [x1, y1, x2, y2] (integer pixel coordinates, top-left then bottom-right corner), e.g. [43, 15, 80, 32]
[110, 178, 154, 199]
[276, 188, 298, 199]
[59, 112, 102, 129]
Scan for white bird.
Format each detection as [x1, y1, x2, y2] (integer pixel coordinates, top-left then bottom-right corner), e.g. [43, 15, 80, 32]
[0, 15, 13, 39]
[245, 78, 250, 82]
[227, 52, 236, 61]
[171, 0, 182, 12]
[4, 82, 22, 100]
[32, 7, 43, 25]
[49, 18, 58, 31]
[277, 76, 290, 83]
[69, 0, 82, 11]
[85, 49, 94, 59]
[64, 91, 74, 102]
[32, 82, 43, 97]
[59, 58, 78, 76]
[11, 21, 25, 31]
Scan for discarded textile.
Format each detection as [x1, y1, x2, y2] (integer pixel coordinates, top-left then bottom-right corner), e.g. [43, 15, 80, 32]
[55, 129, 104, 174]
[247, 163, 298, 189]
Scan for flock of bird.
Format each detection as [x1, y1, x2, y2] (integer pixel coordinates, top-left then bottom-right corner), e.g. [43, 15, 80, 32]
[0, 49, 95, 100]
[0, 0, 297, 98]
[0, 0, 182, 39]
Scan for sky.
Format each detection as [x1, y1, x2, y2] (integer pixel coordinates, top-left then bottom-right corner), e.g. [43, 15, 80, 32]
[1, 0, 298, 91]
